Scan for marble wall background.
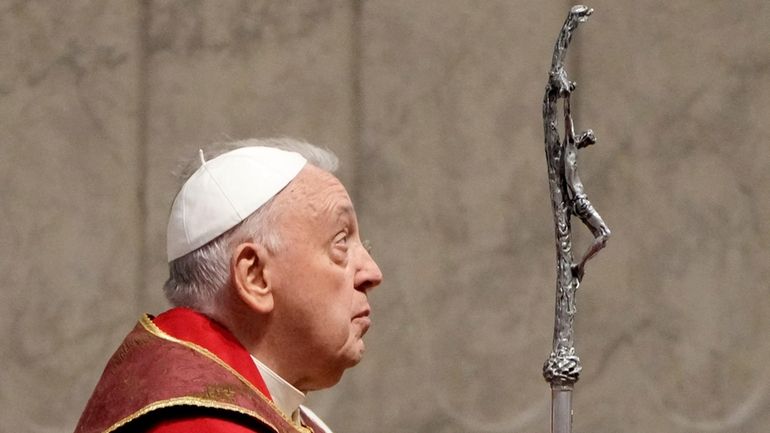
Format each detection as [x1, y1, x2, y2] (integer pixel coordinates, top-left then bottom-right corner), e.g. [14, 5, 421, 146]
[1, 1, 768, 432]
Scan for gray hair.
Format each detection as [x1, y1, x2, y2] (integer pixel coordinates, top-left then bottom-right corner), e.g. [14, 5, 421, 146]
[163, 137, 339, 313]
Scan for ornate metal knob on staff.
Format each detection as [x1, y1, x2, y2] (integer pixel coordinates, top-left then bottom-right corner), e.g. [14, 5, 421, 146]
[541, 6, 610, 433]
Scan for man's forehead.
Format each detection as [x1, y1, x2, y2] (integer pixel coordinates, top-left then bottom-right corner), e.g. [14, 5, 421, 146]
[280, 165, 353, 215]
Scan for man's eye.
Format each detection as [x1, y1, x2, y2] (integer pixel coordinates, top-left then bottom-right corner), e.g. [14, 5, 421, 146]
[335, 233, 348, 246]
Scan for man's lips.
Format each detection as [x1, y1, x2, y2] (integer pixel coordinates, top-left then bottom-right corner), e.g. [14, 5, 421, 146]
[352, 308, 371, 333]
[353, 305, 371, 320]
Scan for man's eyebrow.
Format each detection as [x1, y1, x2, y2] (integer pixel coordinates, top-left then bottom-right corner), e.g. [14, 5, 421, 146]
[333, 203, 355, 219]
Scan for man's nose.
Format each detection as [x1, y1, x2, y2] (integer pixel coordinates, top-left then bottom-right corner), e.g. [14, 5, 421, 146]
[354, 246, 383, 293]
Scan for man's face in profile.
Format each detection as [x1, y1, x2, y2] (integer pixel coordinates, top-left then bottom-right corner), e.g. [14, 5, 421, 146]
[266, 164, 383, 391]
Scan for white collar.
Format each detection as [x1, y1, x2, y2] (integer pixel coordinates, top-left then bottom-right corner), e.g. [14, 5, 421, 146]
[251, 356, 306, 423]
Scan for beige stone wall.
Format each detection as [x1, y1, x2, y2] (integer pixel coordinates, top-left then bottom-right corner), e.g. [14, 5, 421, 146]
[1, 1, 768, 432]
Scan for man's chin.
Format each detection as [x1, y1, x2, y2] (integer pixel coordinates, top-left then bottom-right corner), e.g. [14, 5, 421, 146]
[345, 346, 365, 366]
[342, 340, 366, 368]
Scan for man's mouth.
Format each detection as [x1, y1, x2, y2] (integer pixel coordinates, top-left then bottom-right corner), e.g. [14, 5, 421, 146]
[352, 311, 371, 335]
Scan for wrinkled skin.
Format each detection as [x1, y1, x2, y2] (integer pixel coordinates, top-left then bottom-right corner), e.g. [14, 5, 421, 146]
[259, 165, 383, 392]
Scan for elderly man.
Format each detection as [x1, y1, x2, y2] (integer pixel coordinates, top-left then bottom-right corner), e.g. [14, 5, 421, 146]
[75, 138, 383, 433]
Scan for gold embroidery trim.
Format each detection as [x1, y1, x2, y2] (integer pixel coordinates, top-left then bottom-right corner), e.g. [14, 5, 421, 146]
[138, 314, 313, 433]
[102, 397, 275, 433]
[191, 384, 238, 404]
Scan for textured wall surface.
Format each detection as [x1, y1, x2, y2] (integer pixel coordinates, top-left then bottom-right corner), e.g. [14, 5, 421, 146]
[1, 1, 768, 432]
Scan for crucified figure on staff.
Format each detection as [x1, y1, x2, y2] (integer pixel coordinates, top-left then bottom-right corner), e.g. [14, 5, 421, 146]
[562, 95, 610, 282]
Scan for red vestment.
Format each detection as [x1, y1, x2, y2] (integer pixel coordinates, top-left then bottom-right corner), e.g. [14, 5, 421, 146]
[75, 308, 322, 433]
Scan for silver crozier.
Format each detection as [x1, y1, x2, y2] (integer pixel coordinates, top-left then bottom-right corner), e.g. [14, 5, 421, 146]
[541, 6, 611, 433]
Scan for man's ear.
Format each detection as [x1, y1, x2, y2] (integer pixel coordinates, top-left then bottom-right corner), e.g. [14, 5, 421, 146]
[231, 242, 274, 314]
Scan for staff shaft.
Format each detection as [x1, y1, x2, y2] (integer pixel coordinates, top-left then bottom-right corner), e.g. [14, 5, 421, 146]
[551, 385, 574, 433]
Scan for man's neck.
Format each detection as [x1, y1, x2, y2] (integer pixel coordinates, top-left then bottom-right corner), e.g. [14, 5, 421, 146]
[251, 355, 306, 423]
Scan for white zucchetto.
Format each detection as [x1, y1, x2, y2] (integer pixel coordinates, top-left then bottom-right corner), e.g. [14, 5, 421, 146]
[166, 146, 306, 262]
